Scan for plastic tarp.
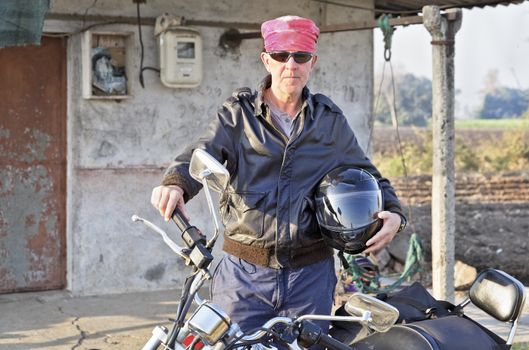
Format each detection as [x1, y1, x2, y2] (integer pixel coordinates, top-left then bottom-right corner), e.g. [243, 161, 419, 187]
[0, 0, 50, 48]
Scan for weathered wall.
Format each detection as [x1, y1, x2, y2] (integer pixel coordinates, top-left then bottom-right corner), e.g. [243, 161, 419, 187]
[45, 0, 374, 295]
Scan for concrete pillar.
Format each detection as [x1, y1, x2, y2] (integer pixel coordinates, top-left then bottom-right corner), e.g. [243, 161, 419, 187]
[423, 6, 462, 302]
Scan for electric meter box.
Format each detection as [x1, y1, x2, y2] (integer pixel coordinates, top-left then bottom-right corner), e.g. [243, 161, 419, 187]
[158, 27, 202, 88]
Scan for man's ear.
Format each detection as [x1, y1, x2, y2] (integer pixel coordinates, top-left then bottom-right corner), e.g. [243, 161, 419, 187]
[260, 52, 271, 72]
[311, 55, 318, 68]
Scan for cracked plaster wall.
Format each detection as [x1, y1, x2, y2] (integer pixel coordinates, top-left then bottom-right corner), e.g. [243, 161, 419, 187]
[45, 0, 374, 295]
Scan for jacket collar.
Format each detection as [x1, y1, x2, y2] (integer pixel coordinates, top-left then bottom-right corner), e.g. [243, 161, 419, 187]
[254, 75, 315, 120]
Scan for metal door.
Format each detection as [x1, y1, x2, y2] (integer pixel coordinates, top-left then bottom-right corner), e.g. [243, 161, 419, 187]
[0, 36, 67, 292]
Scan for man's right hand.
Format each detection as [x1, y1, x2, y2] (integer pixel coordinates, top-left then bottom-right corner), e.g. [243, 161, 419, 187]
[151, 185, 189, 222]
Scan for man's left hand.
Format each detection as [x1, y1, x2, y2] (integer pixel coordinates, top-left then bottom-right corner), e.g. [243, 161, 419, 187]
[363, 211, 401, 254]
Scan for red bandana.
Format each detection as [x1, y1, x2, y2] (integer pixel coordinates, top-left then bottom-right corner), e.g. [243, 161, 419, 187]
[261, 15, 320, 53]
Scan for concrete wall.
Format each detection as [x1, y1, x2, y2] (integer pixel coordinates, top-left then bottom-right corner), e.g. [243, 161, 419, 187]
[45, 0, 374, 295]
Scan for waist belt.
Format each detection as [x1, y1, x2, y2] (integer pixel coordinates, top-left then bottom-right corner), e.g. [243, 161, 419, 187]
[223, 234, 333, 269]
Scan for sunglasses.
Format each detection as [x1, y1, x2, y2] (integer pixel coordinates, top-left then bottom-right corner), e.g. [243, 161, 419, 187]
[267, 51, 314, 64]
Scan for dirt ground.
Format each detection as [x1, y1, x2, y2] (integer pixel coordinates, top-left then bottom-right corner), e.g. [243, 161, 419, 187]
[389, 202, 529, 285]
[370, 126, 529, 286]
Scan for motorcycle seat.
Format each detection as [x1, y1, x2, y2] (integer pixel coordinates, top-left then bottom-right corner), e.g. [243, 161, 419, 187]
[468, 268, 526, 323]
[352, 324, 437, 350]
[458, 268, 527, 346]
[353, 315, 505, 350]
[406, 315, 505, 350]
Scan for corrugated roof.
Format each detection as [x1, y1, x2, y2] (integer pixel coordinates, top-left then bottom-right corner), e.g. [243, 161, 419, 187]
[374, 0, 524, 16]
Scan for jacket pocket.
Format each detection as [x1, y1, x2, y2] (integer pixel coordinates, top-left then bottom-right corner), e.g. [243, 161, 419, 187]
[297, 195, 321, 240]
[221, 191, 268, 239]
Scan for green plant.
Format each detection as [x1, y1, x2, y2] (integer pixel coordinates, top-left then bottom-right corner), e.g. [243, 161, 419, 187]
[512, 342, 529, 350]
[478, 129, 529, 172]
[374, 129, 433, 177]
[455, 140, 480, 172]
[372, 127, 529, 176]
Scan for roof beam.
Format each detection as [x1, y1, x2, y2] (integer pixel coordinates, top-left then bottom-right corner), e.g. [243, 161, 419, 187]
[219, 14, 429, 47]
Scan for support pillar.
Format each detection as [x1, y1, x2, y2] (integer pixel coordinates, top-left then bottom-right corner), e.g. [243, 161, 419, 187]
[423, 6, 462, 302]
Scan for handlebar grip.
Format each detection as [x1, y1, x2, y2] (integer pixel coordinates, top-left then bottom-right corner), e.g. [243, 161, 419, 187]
[171, 207, 190, 232]
[172, 208, 207, 249]
[315, 332, 353, 350]
[298, 320, 353, 350]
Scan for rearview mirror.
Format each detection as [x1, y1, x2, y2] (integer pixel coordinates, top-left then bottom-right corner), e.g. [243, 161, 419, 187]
[189, 149, 230, 193]
[345, 293, 399, 332]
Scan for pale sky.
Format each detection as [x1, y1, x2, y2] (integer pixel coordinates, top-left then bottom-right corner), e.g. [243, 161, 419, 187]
[374, 2, 529, 118]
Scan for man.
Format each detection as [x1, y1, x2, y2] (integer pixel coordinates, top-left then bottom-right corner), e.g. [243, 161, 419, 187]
[151, 15, 405, 333]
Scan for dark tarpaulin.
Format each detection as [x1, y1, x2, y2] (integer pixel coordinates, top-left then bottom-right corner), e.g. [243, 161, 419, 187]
[0, 0, 50, 49]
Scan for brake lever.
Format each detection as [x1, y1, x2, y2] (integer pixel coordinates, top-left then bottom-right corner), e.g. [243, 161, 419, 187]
[131, 215, 191, 265]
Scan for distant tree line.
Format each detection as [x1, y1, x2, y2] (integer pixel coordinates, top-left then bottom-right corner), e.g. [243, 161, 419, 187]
[374, 71, 529, 126]
[478, 86, 529, 119]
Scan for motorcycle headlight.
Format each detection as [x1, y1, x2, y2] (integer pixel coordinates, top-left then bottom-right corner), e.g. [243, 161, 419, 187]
[187, 302, 231, 345]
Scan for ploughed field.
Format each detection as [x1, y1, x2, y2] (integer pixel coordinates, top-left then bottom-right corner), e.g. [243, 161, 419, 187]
[370, 126, 529, 285]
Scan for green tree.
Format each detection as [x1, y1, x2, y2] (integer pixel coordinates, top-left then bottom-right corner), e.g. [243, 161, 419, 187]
[374, 73, 432, 126]
[477, 87, 529, 119]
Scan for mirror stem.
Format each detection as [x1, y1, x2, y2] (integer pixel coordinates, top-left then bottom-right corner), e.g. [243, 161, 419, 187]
[201, 176, 220, 249]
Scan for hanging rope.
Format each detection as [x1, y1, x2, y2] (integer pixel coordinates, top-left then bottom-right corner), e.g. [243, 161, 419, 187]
[341, 254, 381, 294]
[388, 60, 418, 234]
[366, 60, 386, 155]
[340, 233, 424, 294]
[350, 14, 425, 296]
[367, 14, 393, 154]
[377, 14, 394, 62]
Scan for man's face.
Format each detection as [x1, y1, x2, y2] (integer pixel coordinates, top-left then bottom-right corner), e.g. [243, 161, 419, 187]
[260, 51, 318, 98]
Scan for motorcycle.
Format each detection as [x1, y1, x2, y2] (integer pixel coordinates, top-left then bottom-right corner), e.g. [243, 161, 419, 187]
[133, 149, 526, 350]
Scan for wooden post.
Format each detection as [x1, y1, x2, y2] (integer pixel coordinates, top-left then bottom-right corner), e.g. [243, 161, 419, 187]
[423, 6, 462, 302]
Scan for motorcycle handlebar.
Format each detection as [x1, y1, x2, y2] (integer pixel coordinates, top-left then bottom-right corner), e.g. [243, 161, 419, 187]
[238, 317, 355, 350]
[171, 207, 190, 232]
[297, 320, 353, 350]
[132, 213, 213, 271]
[171, 208, 207, 250]
[131, 215, 187, 260]
[239, 317, 294, 341]
[314, 332, 353, 350]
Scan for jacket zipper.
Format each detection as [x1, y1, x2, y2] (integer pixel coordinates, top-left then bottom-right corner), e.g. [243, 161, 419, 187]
[278, 110, 305, 248]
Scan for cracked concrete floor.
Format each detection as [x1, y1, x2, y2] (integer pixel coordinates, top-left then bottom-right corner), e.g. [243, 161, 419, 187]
[0, 289, 178, 350]
[1, 288, 528, 349]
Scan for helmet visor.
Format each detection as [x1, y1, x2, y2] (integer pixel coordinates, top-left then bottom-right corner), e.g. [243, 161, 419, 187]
[316, 190, 382, 231]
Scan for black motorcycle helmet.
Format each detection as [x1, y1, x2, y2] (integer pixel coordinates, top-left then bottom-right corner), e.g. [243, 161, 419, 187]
[315, 167, 383, 254]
